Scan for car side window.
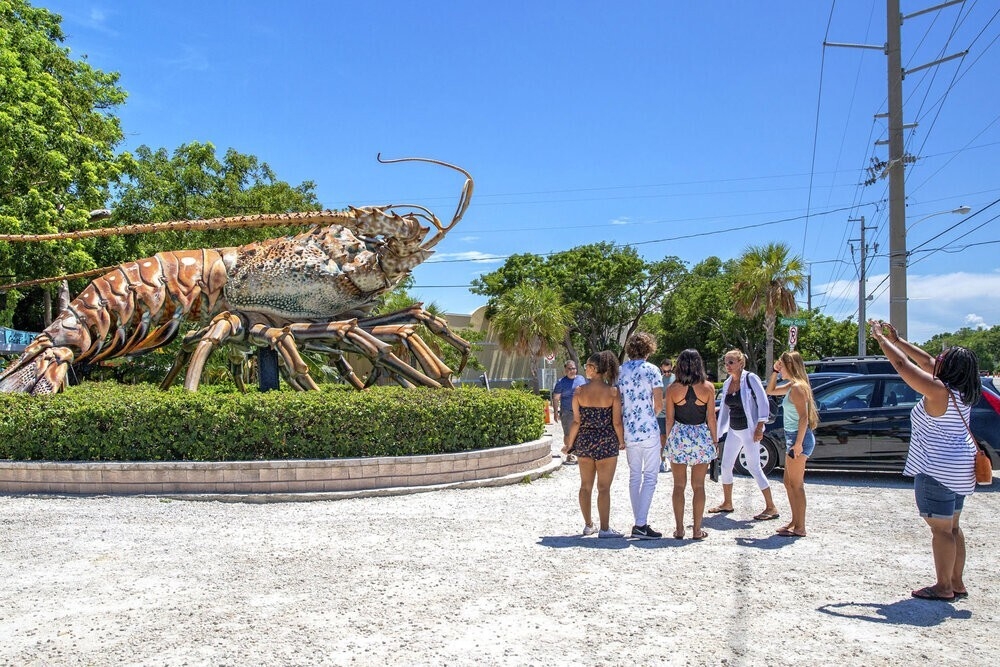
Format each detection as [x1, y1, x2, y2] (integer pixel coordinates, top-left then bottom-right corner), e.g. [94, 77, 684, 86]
[883, 379, 920, 408]
[816, 381, 875, 410]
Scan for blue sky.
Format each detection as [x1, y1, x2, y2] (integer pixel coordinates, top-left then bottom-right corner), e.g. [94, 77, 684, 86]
[38, 1, 1000, 343]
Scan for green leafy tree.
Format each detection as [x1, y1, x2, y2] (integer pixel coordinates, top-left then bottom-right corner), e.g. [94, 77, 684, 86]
[924, 325, 999, 374]
[489, 283, 572, 392]
[0, 0, 127, 325]
[472, 244, 684, 363]
[732, 242, 806, 373]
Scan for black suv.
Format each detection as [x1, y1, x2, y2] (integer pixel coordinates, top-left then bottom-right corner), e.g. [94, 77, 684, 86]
[805, 355, 895, 374]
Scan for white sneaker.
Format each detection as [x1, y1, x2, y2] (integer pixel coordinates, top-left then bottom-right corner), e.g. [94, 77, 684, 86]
[598, 527, 624, 539]
[583, 524, 598, 536]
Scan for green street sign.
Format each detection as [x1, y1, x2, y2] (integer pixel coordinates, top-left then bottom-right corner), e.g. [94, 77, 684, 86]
[780, 317, 808, 326]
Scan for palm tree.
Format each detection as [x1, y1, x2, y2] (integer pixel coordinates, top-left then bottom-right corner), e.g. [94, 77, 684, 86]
[490, 283, 572, 392]
[732, 242, 806, 373]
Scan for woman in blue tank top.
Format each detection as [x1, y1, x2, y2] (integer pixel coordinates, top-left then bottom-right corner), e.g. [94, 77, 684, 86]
[766, 351, 818, 538]
[870, 319, 982, 602]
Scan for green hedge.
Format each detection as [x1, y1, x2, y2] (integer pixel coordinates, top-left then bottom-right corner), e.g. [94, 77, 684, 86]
[0, 383, 545, 462]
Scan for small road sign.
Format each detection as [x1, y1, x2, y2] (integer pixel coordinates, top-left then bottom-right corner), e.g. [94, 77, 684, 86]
[780, 317, 808, 326]
[788, 325, 798, 350]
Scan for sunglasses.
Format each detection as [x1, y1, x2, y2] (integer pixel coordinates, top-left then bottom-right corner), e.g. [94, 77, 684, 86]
[724, 359, 740, 366]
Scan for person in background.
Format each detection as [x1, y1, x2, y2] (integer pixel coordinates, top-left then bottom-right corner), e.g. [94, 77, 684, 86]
[766, 351, 819, 538]
[657, 358, 676, 473]
[710, 349, 779, 521]
[870, 320, 980, 601]
[663, 349, 718, 540]
[561, 351, 626, 538]
[552, 360, 586, 464]
[616, 332, 664, 539]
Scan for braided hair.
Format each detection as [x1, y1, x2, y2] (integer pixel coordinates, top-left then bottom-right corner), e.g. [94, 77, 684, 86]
[935, 346, 981, 406]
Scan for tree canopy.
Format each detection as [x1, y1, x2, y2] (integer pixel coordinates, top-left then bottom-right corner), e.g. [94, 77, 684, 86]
[0, 0, 127, 323]
[472, 243, 685, 363]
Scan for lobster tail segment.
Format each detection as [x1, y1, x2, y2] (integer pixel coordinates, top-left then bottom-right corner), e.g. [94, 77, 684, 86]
[0, 336, 75, 395]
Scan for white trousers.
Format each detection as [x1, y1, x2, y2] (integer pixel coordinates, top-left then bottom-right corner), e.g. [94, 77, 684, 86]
[626, 437, 661, 527]
[720, 427, 770, 490]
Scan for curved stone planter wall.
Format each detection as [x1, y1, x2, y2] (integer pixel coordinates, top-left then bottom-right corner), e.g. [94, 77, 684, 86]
[0, 436, 556, 502]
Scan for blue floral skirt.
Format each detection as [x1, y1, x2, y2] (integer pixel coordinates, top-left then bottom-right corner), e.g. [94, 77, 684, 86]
[667, 423, 715, 465]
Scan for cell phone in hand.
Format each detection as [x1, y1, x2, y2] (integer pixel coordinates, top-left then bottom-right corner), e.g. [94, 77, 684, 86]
[787, 449, 796, 459]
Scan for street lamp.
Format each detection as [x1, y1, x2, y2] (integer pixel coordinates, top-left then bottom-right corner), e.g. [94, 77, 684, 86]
[906, 205, 971, 233]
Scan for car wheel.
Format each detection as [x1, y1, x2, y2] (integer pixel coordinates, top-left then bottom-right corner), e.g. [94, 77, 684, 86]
[734, 434, 780, 477]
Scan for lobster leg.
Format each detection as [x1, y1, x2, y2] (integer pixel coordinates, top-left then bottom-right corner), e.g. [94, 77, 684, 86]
[369, 324, 455, 387]
[249, 320, 443, 389]
[357, 304, 471, 374]
[175, 312, 246, 392]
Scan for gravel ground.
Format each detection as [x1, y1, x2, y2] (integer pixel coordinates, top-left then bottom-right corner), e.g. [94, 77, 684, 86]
[1, 422, 998, 666]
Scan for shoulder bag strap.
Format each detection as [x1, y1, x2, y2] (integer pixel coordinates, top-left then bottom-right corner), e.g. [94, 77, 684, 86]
[949, 391, 982, 451]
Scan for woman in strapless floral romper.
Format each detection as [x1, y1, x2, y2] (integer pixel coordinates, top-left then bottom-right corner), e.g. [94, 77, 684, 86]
[562, 350, 626, 537]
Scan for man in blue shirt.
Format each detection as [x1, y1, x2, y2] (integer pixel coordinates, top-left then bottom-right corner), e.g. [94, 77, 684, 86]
[552, 360, 587, 464]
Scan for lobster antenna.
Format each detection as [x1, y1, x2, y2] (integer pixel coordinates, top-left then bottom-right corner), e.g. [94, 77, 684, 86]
[0, 210, 351, 242]
[376, 154, 474, 250]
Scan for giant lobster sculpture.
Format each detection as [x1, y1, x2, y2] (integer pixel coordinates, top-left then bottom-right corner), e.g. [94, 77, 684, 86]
[0, 156, 473, 395]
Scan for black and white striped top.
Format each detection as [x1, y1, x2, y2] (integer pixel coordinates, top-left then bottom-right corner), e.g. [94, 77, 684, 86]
[904, 389, 976, 495]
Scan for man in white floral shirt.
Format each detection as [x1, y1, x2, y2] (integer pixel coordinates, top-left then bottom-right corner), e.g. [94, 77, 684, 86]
[616, 332, 664, 539]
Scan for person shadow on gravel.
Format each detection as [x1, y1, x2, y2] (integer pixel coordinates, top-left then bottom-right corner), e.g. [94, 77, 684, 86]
[818, 600, 971, 626]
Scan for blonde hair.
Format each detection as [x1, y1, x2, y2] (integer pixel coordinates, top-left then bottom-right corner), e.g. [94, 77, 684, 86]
[724, 349, 746, 366]
[779, 351, 819, 429]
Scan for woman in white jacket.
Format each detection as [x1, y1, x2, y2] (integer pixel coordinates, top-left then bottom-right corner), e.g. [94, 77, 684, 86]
[708, 349, 780, 520]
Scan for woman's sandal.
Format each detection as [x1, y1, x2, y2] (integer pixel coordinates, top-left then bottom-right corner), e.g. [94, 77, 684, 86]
[911, 586, 955, 601]
[692, 530, 709, 540]
[775, 528, 806, 537]
[707, 505, 734, 514]
[672, 530, 684, 540]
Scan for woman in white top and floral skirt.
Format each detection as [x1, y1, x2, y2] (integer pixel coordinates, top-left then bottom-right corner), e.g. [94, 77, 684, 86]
[870, 319, 981, 602]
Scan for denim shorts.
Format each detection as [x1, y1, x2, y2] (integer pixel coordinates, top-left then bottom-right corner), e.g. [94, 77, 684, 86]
[784, 429, 815, 458]
[913, 473, 965, 519]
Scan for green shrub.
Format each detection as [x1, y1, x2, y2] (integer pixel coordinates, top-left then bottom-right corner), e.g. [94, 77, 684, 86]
[0, 383, 545, 462]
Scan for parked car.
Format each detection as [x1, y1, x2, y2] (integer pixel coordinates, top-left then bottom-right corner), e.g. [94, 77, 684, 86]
[805, 356, 896, 374]
[731, 374, 1000, 477]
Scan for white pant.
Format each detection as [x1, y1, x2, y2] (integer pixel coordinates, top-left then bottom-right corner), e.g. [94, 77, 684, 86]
[720, 427, 770, 490]
[626, 437, 661, 527]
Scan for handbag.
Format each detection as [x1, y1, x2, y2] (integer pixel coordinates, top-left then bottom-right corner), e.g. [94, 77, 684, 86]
[950, 393, 993, 485]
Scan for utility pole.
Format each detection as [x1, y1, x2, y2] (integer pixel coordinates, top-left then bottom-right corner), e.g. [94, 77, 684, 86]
[885, 0, 907, 339]
[825, 0, 967, 341]
[850, 216, 874, 355]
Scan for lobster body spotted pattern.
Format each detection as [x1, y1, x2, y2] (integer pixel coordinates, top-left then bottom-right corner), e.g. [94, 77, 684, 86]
[0, 157, 473, 395]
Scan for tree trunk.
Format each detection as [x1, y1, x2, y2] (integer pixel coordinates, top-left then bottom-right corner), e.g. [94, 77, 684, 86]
[530, 354, 540, 393]
[42, 289, 52, 327]
[764, 309, 777, 373]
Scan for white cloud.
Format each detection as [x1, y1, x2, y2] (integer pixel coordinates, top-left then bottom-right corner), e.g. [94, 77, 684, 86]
[459, 236, 479, 243]
[611, 217, 630, 226]
[431, 251, 504, 264]
[965, 314, 987, 329]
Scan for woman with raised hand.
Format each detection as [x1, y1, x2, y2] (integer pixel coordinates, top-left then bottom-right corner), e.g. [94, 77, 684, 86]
[870, 319, 980, 601]
[710, 349, 779, 521]
[562, 350, 626, 538]
[662, 349, 718, 540]
[766, 350, 818, 537]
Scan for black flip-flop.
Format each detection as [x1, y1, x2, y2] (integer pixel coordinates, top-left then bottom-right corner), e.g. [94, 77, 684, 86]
[953, 590, 969, 599]
[911, 586, 955, 601]
[753, 512, 780, 521]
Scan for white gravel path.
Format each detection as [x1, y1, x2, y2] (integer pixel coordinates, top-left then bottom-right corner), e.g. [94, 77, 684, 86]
[1, 422, 998, 666]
